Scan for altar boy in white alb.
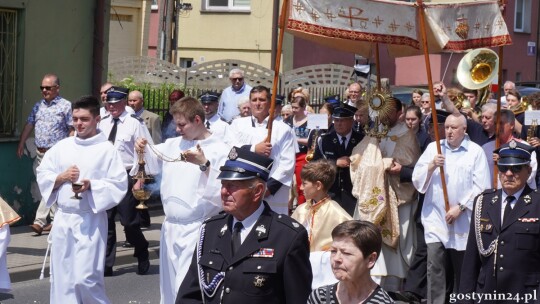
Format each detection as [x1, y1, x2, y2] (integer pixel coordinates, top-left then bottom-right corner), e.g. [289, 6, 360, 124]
[37, 96, 127, 304]
[229, 85, 297, 214]
[134, 96, 229, 304]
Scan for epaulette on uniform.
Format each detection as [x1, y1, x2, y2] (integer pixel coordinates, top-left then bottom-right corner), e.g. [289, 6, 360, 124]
[474, 188, 497, 201]
[131, 114, 144, 123]
[276, 213, 303, 232]
[204, 212, 227, 224]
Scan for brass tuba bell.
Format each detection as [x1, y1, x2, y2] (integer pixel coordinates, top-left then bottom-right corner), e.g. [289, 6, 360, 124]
[457, 48, 499, 90]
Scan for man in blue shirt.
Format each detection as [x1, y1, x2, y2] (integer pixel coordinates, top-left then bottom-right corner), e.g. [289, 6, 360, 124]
[17, 73, 73, 235]
[217, 68, 252, 123]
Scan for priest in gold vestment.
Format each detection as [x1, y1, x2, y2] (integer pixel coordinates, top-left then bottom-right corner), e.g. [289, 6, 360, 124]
[350, 97, 420, 291]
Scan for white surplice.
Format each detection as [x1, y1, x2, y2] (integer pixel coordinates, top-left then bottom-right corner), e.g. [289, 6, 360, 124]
[229, 116, 297, 214]
[412, 137, 491, 250]
[37, 131, 128, 304]
[139, 133, 229, 304]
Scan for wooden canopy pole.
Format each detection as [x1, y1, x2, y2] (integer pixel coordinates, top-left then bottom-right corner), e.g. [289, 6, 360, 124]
[493, 2, 507, 187]
[266, 0, 289, 142]
[417, 0, 450, 211]
[493, 46, 504, 188]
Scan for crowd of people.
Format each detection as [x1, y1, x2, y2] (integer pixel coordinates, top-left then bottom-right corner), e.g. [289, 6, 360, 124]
[9, 70, 540, 304]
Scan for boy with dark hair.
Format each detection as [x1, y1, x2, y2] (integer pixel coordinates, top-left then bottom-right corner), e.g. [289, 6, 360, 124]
[37, 95, 127, 303]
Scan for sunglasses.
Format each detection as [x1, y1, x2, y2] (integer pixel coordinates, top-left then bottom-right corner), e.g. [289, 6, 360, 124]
[40, 85, 57, 91]
[497, 164, 525, 173]
[231, 77, 244, 82]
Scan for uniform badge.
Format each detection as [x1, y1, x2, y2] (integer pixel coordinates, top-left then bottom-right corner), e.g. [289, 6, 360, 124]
[518, 218, 539, 223]
[332, 138, 338, 144]
[255, 225, 266, 237]
[251, 248, 274, 258]
[220, 224, 228, 237]
[491, 195, 498, 204]
[524, 195, 532, 204]
[509, 139, 517, 148]
[253, 275, 266, 287]
[351, 138, 357, 144]
[292, 222, 300, 228]
[228, 148, 238, 160]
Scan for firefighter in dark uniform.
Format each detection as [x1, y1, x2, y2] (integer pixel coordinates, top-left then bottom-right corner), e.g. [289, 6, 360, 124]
[459, 140, 540, 303]
[312, 104, 364, 216]
[176, 147, 312, 304]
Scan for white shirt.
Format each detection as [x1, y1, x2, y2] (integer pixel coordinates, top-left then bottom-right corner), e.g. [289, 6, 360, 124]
[233, 202, 265, 243]
[413, 137, 491, 250]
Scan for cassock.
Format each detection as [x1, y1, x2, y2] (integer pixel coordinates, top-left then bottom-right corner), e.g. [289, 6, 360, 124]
[176, 202, 313, 304]
[139, 133, 229, 304]
[229, 116, 296, 214]
[37, 131, 127, 304]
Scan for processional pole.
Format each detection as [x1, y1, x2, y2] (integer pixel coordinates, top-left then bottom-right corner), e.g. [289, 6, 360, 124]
[417, 0, 450, 211]
[266, 0, 290, 142]
[493, 1, 507, 188]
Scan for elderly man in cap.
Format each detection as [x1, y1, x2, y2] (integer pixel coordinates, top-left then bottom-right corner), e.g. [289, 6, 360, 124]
[413, 113, 491, 303]
[99, 86, 154, 276]
[200, 91, 233, 145]
[176, 147, 312, 304]
[135, 96, 229, 304]
[459, 140, 540, 304]
[312, 104, 364, 216]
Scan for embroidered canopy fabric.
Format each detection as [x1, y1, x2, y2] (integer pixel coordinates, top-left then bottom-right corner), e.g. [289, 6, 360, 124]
[286, 0, 512, 57]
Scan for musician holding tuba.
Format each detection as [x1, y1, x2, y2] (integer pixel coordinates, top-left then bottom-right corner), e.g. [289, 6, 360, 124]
[506, 89, 526, 136]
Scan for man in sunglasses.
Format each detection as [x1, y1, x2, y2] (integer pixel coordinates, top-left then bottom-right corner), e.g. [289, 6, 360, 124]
[460, 140, 540, 303]
[217, 68, 252, 123]
[17, 73, 74, 235]
[412, 113, 491, 303]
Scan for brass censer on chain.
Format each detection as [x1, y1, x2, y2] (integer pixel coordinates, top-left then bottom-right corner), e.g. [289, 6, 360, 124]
[132, 149, 153, 210]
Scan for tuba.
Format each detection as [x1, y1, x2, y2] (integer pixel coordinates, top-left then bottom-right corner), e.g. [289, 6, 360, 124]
[457, 48, 499, 90]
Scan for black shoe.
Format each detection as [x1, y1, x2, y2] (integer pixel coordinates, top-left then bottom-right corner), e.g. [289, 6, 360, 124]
[137, 259, 150, 275]
[104, 267, 113, 277]
[122, 241, 133, 248]
[388, 291, 422, 303]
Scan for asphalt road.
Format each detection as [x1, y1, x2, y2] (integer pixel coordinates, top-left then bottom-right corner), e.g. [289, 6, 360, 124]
[0, 259, 161, 304]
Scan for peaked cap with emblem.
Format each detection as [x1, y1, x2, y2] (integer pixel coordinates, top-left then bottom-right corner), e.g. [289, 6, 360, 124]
[324, 94, 341, 109]
[495, 139, 534, 166]
[332, 103, 356, 118]
[106, 86, 129, 103]
[218, 147, 273, 182]
[272, 94, 285, 106]
[199, 91, 221, 103]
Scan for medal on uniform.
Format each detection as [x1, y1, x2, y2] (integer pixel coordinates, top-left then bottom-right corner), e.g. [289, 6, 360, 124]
[524, 195, 532, 204]
[251, 248, 274, 258]
[253, 275, 266, 287]
[491, 195, 498, 204]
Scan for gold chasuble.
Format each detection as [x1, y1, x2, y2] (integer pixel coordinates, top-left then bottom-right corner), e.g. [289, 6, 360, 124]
[350, 136, 400, 248]
[292, 197, 352, 252]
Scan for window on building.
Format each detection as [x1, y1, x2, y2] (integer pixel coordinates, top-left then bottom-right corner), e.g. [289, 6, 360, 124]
[202, 0, 250, 12]
[514, 0, 531, 33]
[180, 57, 194, 68]
[0, 9, 17, 137]
[151, 0, 158, 10]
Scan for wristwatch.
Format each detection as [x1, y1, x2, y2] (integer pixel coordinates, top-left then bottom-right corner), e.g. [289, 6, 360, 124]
[199, 159, 210, 172]
[458, 203, 466, 212]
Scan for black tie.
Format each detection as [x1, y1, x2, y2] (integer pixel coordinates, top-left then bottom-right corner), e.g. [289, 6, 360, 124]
[503, 195, 515, 225]
[206, 120, 210, 129]
[341, 136, 347, 151]
[232, 222, 243, 254]
[108, 118, 119, 143]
